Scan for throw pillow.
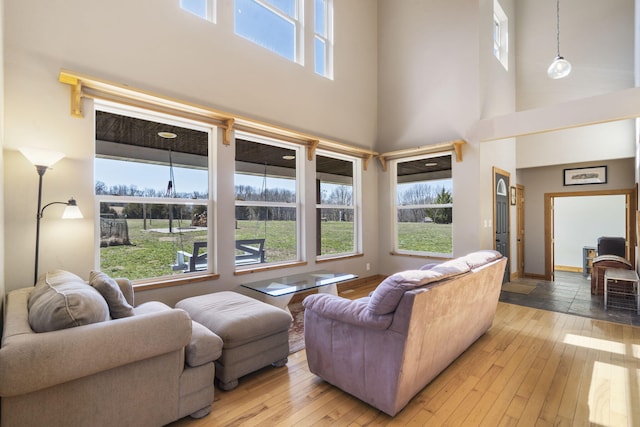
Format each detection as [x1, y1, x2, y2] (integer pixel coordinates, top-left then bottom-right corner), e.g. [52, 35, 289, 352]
[89, 271, 135, 319]
[28, 270, 110, 333]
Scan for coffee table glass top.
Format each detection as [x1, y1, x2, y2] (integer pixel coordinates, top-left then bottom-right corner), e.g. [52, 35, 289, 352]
[241, 270, 357, 297]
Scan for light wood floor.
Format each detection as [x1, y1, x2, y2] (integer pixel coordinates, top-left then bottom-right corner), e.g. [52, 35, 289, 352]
[168, 280, 640, 427]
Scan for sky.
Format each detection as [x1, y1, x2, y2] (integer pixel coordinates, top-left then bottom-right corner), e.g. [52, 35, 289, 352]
[95, 158, 296, 196]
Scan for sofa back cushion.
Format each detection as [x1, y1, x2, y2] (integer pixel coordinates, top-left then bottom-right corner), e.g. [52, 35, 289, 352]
[368, 258, 470, 315]
[28, 270, 110, 333]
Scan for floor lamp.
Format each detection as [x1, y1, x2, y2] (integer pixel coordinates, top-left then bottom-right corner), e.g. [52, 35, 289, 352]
[19, 148, 83, 284]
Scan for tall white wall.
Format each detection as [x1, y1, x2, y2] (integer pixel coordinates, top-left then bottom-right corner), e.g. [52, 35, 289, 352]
[3, 0, 379, 295]
[376, 0, 517, 275]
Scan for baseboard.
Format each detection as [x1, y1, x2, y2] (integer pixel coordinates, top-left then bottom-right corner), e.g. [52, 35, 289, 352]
[554, 265, 582, 273]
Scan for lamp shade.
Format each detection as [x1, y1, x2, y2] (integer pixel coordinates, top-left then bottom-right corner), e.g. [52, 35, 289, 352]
[61, 199, 83, 219]
[547, 56, 572, 79]
[19, 147, 65, 167]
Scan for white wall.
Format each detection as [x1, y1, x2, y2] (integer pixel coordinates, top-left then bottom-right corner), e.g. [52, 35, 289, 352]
[3, 0, 379, 296]
[554, 195, 626, 268]
[516, 0, 634, 111]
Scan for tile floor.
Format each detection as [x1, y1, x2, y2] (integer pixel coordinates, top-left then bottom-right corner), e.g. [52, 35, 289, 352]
[500, 271, 640, 326]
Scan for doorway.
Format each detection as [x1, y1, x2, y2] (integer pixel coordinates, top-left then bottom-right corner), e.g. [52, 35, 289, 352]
[493, 167, 510, 283]
[543, 188, 636, 281]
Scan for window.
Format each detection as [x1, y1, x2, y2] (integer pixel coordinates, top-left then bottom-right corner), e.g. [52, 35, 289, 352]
[314, 0, 333, 78]
[181, 0, 216, 22]
[392, 154, 453, 257]
[94, 104, 214, 281]
[234, 134, 301, 268]
[234, 0, 302, 63]
[493, 0, 508, 70]
[316, 152, 359, 257]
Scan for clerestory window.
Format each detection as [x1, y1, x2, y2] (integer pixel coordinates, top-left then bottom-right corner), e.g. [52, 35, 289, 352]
[493, 0, 508, 70]
[391, 154, 453, 257]
[181, 0, 216, 23]
[314, 0, 333, 78]
[234, 0, 303, 64]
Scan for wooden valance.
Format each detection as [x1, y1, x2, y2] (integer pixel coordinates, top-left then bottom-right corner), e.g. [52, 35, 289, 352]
[377, 139, 466, 172]
[58, 69, 378, 169]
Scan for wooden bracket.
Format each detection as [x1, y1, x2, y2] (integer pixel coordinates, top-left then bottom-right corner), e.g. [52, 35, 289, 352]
[363, 154, 374, 171]
[378, 156, 388, 172]
[453, 140, 465, 162]
[71, 81, 83, 118]
[223, 118, 235, 146]
[307, 140, 319, 161]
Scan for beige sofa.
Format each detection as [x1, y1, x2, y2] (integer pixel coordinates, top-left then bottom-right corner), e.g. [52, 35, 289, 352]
[303, 250, 507, 416]
[0, 270, 223, 427]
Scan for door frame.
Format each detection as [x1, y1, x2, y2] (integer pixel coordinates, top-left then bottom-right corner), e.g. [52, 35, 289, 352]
[543, 187, 636, 281]
[516, 184, 525, 279]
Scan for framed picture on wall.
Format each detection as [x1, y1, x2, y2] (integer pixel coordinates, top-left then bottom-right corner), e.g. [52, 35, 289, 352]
[563, 166, 607, 186]
[510, 186, 516, 205]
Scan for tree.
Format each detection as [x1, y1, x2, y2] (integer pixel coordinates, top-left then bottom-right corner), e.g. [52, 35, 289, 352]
[426, 188, 453, 224]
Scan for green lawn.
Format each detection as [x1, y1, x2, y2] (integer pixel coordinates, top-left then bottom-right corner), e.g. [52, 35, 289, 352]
[100, 219, 450, 280]
[397, 222, 452, 254]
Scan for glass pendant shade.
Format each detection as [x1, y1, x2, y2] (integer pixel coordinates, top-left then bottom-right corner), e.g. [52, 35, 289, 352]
[547, 56, 572, 79]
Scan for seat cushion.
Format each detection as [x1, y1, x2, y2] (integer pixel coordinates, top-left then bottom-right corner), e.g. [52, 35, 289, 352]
[28, 270, 110, 333]
[176, 291, 292, 349]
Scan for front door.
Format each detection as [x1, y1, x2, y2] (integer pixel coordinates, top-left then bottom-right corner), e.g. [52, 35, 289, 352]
[493, 167, 510, 283]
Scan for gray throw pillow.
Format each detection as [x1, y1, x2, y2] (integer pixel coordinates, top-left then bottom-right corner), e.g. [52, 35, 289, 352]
[28, 270, 110, 333]
[89, 271, 135, 319]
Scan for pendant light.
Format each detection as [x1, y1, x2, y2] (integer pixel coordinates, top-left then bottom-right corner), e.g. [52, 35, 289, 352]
[547, 0, 571, 79]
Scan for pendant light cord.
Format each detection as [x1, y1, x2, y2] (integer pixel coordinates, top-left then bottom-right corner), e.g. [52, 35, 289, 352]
[556, 0, 561, 57]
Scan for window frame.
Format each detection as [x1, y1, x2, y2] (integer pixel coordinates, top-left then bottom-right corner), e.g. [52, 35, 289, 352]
[315, 149, 361, 260]
[94, 101, 217, 282]
[234, 131, 303, 271]
[391, 152, 454, 258]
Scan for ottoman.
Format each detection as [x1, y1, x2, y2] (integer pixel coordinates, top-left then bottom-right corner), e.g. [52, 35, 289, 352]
[176, 291, 292, 390]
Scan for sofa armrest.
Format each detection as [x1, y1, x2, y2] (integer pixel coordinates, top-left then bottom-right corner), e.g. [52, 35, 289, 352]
[0, 294, 191, 396]
[302, 294, 393, 330]
[186, 321, 223, 367]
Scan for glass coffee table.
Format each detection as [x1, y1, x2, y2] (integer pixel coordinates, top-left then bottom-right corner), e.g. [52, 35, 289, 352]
[240, 270, 357, 313]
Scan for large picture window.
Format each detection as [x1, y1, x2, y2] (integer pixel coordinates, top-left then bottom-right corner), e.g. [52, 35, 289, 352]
[392, 154, 453, 256]
[235, 134, 301, 269]
[94, 104, 214, 281]
[316, 152, 359, 257]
